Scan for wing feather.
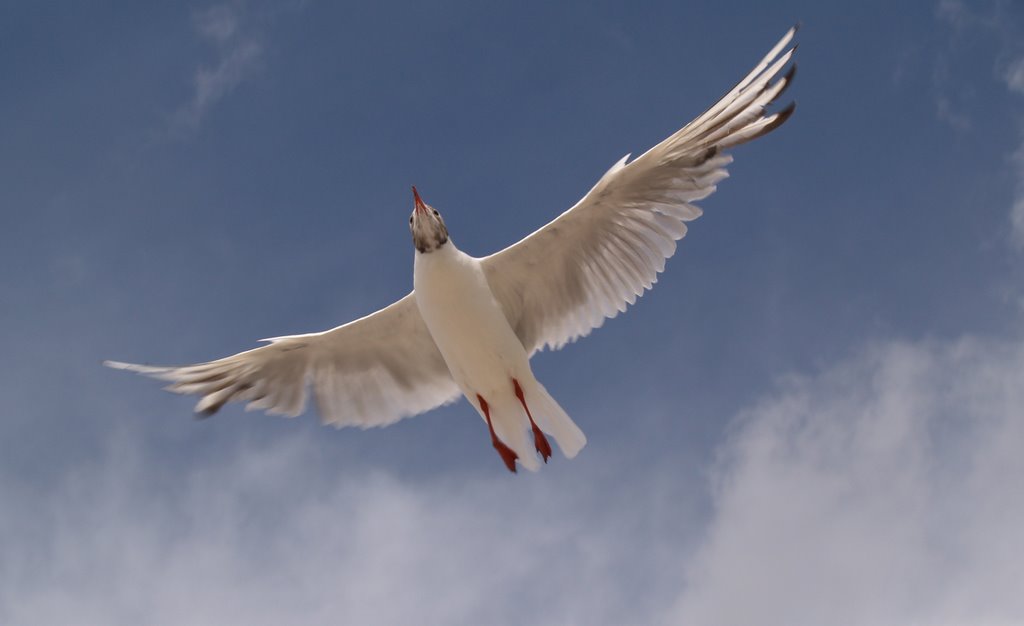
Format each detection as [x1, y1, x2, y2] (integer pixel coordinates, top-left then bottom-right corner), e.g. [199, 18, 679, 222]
[106, 293, 461, 427]
[482, 26, 798, 354]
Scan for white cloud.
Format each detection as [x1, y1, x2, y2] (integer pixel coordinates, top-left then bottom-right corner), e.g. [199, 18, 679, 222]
[935, 0, 968, 31]
[195, 4, 240, 43]
[1006, 58, 1024, 95]
[935, 0, 1002, 32]
[1008, 63, 1024, 247]
[0, 432, 694, 625]
[935, 95, 972, 131]
[1013, 145, 1024, 248]
[1012, 199, 1024, 248]
[3, 334, 1023, 625]
[934, 1, 1024, 248]
[173, 2, 263, 131]
[668, 335, 1024, 626]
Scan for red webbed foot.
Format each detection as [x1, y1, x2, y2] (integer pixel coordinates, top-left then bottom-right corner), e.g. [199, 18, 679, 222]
[493, 439, 519, 473]
[478, 394, 519, 473]
[513, 379, 552, 463]
[531, 423, 552, 463]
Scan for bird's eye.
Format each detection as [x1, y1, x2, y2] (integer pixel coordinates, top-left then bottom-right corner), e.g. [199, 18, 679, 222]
[409, 216, 413, 224]
[432, 209, 440, 217]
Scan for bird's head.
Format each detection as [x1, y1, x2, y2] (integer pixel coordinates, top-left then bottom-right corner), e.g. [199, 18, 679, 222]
[409, 186, 449, 253]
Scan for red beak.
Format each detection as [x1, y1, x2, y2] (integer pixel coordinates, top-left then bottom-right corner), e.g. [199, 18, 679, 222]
[412, 186, 428, 215]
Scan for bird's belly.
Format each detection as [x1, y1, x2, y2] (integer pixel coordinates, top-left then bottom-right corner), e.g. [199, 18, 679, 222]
[414, 255, 528, 395]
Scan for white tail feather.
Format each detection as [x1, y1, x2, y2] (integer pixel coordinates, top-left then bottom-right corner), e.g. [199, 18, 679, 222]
[475, 379, 586, 471]
[531, 382, 587, 459]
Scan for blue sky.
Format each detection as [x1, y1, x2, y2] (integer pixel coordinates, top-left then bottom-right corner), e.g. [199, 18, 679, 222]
[2, 1, 1023, 624]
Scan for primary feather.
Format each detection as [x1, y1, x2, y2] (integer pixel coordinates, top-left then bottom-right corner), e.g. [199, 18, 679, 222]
[483, 25, 797, 355]
[107, 294, 459, 425]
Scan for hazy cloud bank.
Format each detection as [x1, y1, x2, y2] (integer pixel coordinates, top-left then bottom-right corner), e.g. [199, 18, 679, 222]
[670, 335, 1024, 626]
[3, 332, 1022, 625]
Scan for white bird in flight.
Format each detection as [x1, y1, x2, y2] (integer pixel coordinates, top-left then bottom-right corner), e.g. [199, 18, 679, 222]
[107, 26, 798, 473]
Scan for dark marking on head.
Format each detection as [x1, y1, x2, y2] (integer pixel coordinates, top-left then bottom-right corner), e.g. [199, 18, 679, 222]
[414, 230, 449, 253]
[410, 203, 450, 253]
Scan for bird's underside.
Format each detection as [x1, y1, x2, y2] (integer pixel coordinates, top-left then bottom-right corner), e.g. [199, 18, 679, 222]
[105, 25, 799, 473]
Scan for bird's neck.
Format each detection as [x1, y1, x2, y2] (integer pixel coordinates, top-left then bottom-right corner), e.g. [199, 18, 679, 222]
[417, 237, 472, 267]
[414, 238, 472, 290]
[416, 237, 456, 258]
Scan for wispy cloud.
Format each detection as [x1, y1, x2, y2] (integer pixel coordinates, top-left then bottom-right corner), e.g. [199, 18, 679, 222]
[1011, 143, 1024, 248]
[1004, 51, 1024, 247]
[1002, 58, 1024, 247]
[935, 0, 1024, 247]
[172, 2, 264, 132]
[935, 0, 1009, 33]
[1005, 57, 1024, 95]
[4, 328, 1023, 625]
[935, 94, 972, 131]
[931, 1, 975, 131]
[935, 0, 967, 28]
[667, 334, 1024, 626]
[0, 432, 693, 625]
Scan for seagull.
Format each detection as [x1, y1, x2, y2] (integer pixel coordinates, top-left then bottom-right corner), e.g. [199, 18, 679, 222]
[106, 26, 798, 473]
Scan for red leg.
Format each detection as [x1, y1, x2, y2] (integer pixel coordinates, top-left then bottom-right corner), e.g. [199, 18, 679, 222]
[477, 394, 518, 473]
[513, 379, 552, 463]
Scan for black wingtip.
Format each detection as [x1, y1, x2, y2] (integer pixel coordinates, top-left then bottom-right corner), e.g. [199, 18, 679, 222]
[696, 145, 720, 165]
[195, 403, 224, 419]
[766, 101, 797, 134]
[764, 63, 798, 107]
[793, 21, 803, 33]
[783, 61, 798, 88]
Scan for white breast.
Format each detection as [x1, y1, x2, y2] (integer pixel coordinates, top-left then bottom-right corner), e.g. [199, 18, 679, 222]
[413, 243, 530, 396]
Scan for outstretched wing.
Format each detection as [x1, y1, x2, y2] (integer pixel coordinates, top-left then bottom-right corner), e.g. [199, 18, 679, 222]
[106, 293, 461, 427]
[482, 26, 798, 355]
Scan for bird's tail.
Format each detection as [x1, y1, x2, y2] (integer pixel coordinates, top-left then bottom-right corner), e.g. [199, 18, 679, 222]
[530, 382, 587, 459]
[483, 380, 587, 472]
